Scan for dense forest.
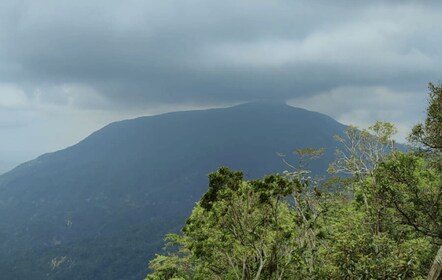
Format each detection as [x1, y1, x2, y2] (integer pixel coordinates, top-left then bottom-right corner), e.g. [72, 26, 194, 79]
[146, 83, 442, 280]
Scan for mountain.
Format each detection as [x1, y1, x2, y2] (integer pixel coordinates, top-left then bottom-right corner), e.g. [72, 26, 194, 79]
[0, 102, 347, 279]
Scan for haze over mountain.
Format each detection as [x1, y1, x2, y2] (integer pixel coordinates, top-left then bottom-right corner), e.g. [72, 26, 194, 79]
[0, 102, 347, 279]
[1, 1, 440, 167]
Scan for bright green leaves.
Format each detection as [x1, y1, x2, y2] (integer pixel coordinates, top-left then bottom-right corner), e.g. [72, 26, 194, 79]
[147, 155, 439, 279]
[147, 168, 323, 280]
[375, 152, 442, 242]
[146, 234, 195, 280]
[322, 205, 432, 279]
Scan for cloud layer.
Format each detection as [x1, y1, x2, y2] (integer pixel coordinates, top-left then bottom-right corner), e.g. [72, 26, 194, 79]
[1, 1, 441, 105]
[0, 0, 441, 172]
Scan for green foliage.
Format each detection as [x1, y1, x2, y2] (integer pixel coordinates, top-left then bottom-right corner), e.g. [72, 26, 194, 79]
[147, 167, 331, 279]
[147, 157, 438, 279]
[199, 167, 244, 211]
[409, 82, 442, 152]
[320, 204, 433, 279]
[328, 122, 399, 235]
[147, 85, 442, 279]
[147, 234, 193, 280]
[375, 152, 442, 242]
[400, 82, 442, 279]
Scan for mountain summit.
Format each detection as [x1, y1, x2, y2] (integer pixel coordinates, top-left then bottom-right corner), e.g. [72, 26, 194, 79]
[0, 102, 346, 279]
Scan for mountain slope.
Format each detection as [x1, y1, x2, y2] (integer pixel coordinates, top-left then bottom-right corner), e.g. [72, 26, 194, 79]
[0, 102, 347, 279]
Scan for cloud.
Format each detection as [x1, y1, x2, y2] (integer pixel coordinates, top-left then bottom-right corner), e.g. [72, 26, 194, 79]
[0, 84, 28, 109]
[287, 86, 427, 141]
[0, 0, 440, 108]
[0, 0, 441, 170]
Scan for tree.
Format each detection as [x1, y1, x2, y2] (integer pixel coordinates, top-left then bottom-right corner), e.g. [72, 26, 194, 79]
[328, 122, 397, 180]
[428, 246, 442, 280]
[328, 122, 397, 234]
[146, 166, 333, 280]
[147, 168, 298, 279]
[408, 82, 442, 279]
[374, 151, 442, 279]
[320, 203, 432, 279]
[147, 164, 431, 279]
[325, 120, 438, 278]
[409, 82, 442, 153]
[375, 152, 442, 241]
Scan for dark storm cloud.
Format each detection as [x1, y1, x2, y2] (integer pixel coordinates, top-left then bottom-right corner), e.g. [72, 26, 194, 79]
[0, 0, 441, 173]
[0, 0, 441, 108]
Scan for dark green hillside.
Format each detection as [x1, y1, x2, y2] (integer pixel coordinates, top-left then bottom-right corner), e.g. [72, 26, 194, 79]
[0, 102, 347, 279]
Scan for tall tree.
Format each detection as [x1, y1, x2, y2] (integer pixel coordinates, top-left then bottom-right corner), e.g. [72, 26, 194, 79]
[409, 82, 442, 153]
[409, 82, 442, 279]
[407, 82, 442, 280]
[375, 152, 442, 241]
[146, 167, 331, 280]
[147, 168, 295, 279]
[328, 122, 397, 234]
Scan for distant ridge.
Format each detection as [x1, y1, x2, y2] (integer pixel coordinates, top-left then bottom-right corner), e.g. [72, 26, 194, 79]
[0, 102, 347, 280]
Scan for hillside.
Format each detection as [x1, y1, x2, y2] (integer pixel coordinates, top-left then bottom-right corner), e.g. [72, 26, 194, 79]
[0, 102, 347, 279]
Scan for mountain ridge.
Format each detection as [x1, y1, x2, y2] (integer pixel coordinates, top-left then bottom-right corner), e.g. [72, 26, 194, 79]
[0, 102, 347, 279]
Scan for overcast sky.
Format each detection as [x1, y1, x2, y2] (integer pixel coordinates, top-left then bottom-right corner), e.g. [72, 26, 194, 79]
[0, 0, 441, 173]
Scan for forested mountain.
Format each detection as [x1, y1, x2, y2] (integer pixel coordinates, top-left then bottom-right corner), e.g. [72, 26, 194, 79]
[0, 102, 347, 279]
[146, 84, 442, 280]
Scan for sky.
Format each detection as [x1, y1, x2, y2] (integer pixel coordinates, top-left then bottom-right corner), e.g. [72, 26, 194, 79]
[0, 0, 441, 174]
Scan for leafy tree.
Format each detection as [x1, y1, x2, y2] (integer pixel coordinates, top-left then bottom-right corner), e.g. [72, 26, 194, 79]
[280, 148, 331, 278]
[326, 119, 439, 278]
[320, 203, 432, 279]
[147, 167, 332, 280]
[375, 152, 442, 241]
[147, 163, 433, 279]
[409, 82, 442, 153]
[408, 82, 442, 279]
[328, 122, 397, 234]
[328, 122, 397, 180]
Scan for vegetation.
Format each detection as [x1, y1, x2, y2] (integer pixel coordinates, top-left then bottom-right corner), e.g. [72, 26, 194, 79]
[146, 84, 442, 279]
[409, 82, 442, 153]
